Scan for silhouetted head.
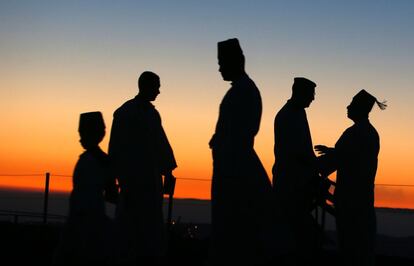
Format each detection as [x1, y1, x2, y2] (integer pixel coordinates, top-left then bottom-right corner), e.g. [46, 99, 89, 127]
[291, 77, 316, 108]
[217, 38, 245, 81]
[347, 89, 387, 122]
[78, 112, 105, 150]
[138, 71, 160, 101]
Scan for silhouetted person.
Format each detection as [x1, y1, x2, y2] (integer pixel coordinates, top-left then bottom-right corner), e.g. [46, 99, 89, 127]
[272, 77, 319, 264]
[53, 111, 118, 265]
[315, 89, 387, 266]
[209, 38, 274, 265]
[108, 71, 177, 265]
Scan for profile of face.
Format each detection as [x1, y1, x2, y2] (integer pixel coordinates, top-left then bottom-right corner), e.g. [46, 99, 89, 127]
[303, 88, 315, 108]
[294, 87, 315, 108]
[138, 72, 161, 102]
[347, 91, 377, 121]
[218, 60, 234, 81]
[291, 79, 316, 108]
[79, 129, 105, 150]
[140, 78, 160, 102]
[347, 99, 365, 121]
[147, 79, 161, 101]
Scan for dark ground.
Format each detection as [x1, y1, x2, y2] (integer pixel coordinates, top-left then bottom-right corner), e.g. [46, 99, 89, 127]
[0, 221, 413, 266]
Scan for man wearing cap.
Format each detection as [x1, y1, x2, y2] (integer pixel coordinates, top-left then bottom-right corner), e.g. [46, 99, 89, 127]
[209, 38, 274, 264]
[54, 112, 118, 264]
[272, 77, 319, 263]
[108, 71, 177, 264]
[315, 90, 386, 266]
[72, 112, 115, 218]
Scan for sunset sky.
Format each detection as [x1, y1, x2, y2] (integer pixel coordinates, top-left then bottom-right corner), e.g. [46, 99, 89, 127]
[1, 1, 413, 208]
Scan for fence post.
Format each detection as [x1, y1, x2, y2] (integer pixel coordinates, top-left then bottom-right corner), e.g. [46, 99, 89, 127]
[43, 172, 50, 224]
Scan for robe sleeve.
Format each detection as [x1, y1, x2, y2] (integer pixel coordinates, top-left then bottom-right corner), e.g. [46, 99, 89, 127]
[151, 110, 177, 174]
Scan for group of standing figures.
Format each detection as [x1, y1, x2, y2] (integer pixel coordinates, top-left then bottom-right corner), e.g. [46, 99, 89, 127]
[53, 38, 387, 266]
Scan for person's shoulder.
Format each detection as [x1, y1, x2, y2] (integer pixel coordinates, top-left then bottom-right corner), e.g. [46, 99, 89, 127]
[343, 123, 358, 135]
[78, 150, 98, 163]
[233, 75, 261, 102]
[344, 122, 375, 140]
[77, 150, 106, 169]
[276, 101, 294, 117]
[367, 121, 379, 133]
[243, 74, 256, 85]
[78, 150, 89, 160]
[365, 121, 380, 141]
[241, 75, 260, 92]
[353, 120, 378, 135]
[113, 98, 136, 117]
[75, 151, 94, 171]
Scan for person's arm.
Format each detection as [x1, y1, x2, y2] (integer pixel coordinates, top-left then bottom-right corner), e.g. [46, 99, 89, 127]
[104, 171, 119, 204]
[107, 113, 123, 198]
[314, 145, 335, 156]
[314, 145, 337, 177]
[163, 171, 176, 196]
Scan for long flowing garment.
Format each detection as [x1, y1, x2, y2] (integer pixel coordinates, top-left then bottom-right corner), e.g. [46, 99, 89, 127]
[272, 100, 319, 262]
[334, 119, 379, 266]
[210, 74, 274, 264]
[108, 96, 177, 261]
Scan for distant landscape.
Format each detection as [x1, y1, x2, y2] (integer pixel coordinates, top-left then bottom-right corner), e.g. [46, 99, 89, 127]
[1, 187, 413, 236]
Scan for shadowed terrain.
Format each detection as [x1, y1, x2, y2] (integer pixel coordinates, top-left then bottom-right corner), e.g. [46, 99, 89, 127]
[1, 221, 413, 266]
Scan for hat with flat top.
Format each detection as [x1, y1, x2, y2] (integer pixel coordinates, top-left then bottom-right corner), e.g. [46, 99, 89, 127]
[78, 111, 105, 135]
[293, 77, 316, 88]
[217, 38, 244, 61]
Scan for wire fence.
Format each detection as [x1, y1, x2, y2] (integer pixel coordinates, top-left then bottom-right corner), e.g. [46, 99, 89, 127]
[0, 172, 413, 224]
[0, 172, 213, 224]
[1, 172, 412, 185]
[0, 173, 212, 181]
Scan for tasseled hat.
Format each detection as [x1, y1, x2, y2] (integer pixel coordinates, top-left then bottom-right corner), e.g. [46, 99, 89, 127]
[78, 111, 105, 136]
[217, 38, 244, 62]
[353, 89, 387, 112]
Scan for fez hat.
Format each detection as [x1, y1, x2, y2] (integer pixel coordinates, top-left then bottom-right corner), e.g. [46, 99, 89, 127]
[352, 89, 387, 111]
[217, 38, 244, 62]
[78, 111, 105, 135]
[293, 77, 317, 88]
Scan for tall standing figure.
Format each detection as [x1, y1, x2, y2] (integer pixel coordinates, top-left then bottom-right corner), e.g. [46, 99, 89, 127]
[108, 71, 177, 264]
[209, 38, 273, 265]
[272, 77, 319, 263]
[315, 89, 387, 266]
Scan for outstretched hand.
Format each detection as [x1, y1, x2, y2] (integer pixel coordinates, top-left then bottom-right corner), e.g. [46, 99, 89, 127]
[314, 145, 334, 156]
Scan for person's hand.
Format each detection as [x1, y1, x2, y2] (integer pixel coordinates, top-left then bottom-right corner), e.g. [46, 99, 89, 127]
[163, 172, 176, 195]
[314, 145, 334, 156]
[104, 184, 119, 204]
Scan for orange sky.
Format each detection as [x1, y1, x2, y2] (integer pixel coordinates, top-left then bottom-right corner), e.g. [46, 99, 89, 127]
[1, 73, 413, 209]
[0, 101, 413, 209]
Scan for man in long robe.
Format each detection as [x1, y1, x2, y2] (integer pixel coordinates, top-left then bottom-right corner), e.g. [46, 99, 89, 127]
[108, 71, 177, 264]
[315, 89, 386, 266]
[272, 77, 319, 264]
[209, 38, 274, 265]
